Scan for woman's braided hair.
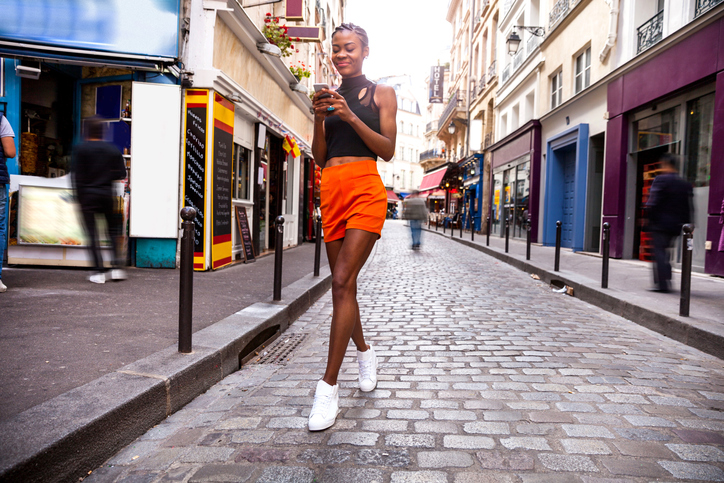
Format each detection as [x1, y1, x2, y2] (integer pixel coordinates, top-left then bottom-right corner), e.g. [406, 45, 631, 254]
[332, 23, 369, 48]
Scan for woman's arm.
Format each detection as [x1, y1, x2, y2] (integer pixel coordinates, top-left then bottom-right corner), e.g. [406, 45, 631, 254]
[318, 85, 397, 161]
[311, 90, 331, 168]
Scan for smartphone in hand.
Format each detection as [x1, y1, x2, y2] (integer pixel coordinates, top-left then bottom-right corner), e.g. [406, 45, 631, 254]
[314, 83, 332, 99]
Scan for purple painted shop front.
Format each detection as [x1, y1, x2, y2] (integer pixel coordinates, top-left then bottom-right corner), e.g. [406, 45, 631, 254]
[488, 120, 542, 242]
[604, 16, 724, 275]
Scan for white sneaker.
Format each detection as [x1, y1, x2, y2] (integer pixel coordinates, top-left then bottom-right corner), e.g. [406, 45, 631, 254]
[89, 273, 106, 284]
[111, 269, 127, 281]
[0, 280, 6, 293]
[308, 380, 339, 431]
[357, 345, 378, 392]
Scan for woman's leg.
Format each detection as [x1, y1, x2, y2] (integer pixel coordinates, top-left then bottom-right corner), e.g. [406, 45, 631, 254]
[322, 228, 378, 386]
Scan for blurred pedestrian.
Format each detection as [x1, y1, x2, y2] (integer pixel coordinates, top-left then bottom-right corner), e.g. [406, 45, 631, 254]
[309, 23, 397, 431]
[645, 153, 693, 293]
[0, 111, 17, 293]
[71, 118, 127, 284]
[403, 193, 427, 250]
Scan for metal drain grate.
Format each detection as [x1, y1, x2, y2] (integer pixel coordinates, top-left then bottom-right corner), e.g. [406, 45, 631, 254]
[254, 333, 309, 365]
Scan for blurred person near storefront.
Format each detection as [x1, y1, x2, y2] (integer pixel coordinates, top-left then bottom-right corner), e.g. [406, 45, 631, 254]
[403, 193, 428, 250]
[0, 111, 17, 293]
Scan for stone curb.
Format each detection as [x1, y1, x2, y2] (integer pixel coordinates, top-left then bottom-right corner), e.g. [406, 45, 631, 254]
[0, 267, 332, 483]
[427, 228, 723, 360]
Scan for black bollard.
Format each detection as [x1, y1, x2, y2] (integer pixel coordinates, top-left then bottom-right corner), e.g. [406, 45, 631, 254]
[178, 207, 196, 354]
[471, 216, 475, 242]
[443, 217, 446, 235]
[273, 216, 285, 301]
[526, 215, 531, 261]
[680, 224, 694, 317]
[601, 222, 610, 289]
[505, 215, 510, 253]
[459, 215, 463, 238]
[313, 212, 322, 277]
[486, 216, 490, 246]
[435, 215, 439, 231]
[554, 220, 562, 272]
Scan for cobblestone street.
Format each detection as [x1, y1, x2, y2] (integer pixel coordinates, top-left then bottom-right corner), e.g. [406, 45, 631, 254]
[89, 221, 724, 483]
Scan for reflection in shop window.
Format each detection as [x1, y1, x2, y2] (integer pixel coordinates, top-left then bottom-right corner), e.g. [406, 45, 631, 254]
[634, 107, 679, 152]
[684, 93, 714, 188]
[232, 143, 250, 200]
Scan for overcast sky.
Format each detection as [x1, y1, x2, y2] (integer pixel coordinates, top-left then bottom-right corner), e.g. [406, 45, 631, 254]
[345, 0, 452, 106]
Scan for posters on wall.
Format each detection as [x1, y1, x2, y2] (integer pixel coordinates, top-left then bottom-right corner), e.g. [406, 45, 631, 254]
[211, 93, 234, 270]
[183, 89, 208, 271]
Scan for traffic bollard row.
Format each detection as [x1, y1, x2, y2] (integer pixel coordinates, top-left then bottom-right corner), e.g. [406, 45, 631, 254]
[554, 220, 562, 272]
[601, 222, 610, 289]
[273, 216, 285, 301]
[680, 224, 694, 317]
[179, 207, 196, 354]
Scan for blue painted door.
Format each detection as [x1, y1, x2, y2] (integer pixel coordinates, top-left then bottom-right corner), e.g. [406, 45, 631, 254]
[562, 150, 575, 248]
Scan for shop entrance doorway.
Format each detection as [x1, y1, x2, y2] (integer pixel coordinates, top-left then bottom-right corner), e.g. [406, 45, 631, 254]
[633, 145, 669, 262]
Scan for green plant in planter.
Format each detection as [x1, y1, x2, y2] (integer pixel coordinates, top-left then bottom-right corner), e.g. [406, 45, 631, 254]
[262, 13, 299, 57]
[290, 61, 312, 80]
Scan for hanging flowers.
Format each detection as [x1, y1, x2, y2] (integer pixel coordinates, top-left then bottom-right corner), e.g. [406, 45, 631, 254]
[262, 13, 293, 57]
[290, 61, 313, 80]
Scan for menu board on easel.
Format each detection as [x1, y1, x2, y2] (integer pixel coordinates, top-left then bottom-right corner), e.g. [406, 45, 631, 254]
[235, 206, 255, 263]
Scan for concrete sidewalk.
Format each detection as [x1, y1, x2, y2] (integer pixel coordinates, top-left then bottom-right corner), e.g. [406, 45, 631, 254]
[426, 224, 724, 359]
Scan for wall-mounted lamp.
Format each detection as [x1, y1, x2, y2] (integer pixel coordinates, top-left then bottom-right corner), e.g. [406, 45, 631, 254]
[257, 42, 282, 57]
[506, 26, 545, 55]
[15, 64, 41, 80]
[290, 83, 308, 94]
[448, 121, 457, 135]
[228, 93, 243, 103]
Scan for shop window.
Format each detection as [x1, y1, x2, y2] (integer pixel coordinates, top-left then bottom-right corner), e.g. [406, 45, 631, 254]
[684, 93, 714, 188]
[551, 70, 563, 109]
[232, 143, 250, 200]
[574, 47, 591, 94]
[633, 106, 679, 151]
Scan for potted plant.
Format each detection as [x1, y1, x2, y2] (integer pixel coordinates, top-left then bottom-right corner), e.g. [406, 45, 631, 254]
[262, 13, 300, 58]
[290, 61, 312, 81]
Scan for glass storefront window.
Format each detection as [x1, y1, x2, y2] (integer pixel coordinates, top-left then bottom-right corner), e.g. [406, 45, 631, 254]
[633, 106, 679, 152]
[492, 173, 503, 235]
[232, 143, 250, 200]
[684, 93, 714, 188]
[514, 162, 530, 238]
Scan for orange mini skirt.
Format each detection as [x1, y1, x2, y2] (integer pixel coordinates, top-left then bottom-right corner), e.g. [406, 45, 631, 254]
[320, 160, 387, 242]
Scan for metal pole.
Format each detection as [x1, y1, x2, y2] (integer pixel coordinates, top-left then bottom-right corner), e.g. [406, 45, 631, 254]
[554, 220, 562, 272]
[680, 224, 694, 317]
[273, 216, 285, 301]
[601, 222, 610, 289]
[436, 213, 439, 231]
[505, 215, 510, 253]
[471, 214, 475, 242]
[486, 216, 490, 246]
[526, 215, 531, 261]
[313, 212, 322, 277]
[443, 216, 446, 234]
[178, 207, 196, 354]
[459, 214, 463, 238]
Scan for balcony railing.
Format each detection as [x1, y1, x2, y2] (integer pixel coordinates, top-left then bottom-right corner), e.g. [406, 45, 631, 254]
[513, 48, 525, 69]
[438, 90, 467, 131]
[425, 121, 438, 134]
[549, 0, 570, 30]
[637, 10, 664, 54]
[695, 0, 723, 17]
[488, 60, 497, 80]
[420, 149, 443, 161]
[478, 75, 486, 94]
[502, 64, 511, 83]
[527, 35, 540, 54]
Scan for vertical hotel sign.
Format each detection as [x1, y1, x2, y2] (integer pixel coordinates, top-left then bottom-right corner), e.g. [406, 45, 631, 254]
[183, 89, 209, 271]
[211, 93, 234, 270]
[429, 66, 444, 103]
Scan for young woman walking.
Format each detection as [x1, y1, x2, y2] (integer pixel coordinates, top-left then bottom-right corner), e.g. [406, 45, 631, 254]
[308, 23, 397, 431]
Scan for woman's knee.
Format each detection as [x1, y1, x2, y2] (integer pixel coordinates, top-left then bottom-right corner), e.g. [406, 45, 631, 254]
[331, 272, 356, 298]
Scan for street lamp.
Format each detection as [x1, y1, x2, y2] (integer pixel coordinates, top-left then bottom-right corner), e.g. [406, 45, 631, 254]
[448, 121, 456, 135]
[506, 26, 546, 55]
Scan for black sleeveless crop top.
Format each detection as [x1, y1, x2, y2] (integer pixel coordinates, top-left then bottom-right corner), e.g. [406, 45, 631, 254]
[324, 75, 381, 161]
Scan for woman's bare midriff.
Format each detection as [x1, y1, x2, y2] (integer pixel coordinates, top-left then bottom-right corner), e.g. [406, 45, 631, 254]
[324, 155, 377, 168]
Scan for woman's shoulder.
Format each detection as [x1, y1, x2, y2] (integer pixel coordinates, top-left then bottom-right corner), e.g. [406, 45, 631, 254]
[373, 84, 397, 106]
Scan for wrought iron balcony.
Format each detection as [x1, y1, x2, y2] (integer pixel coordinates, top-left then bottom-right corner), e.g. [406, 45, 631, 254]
[425, 121, 438, 134]
[695, 0, 723, 17]
[549, 0, 569, 30]
[527, 35, 540, 54]
[637, 10, 664, 54]
[513, 48, 525, 69]
[502, 64, 511, 83]
[420, 149, 443, 161]
[438, 90, 467, 132]
[478, 75, 486, 94]
[488, 60, 497, 80]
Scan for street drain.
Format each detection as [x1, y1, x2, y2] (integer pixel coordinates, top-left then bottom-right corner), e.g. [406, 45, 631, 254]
[254, 333, 309, 365]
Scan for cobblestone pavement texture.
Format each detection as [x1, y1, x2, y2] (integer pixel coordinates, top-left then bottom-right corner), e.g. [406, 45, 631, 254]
[89, 221, 724, 482]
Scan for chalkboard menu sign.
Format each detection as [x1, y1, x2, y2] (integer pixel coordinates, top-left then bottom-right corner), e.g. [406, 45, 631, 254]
[211, 93, 234, 270]
[183, 90, 209, 270]
[235, 206, 255, 262]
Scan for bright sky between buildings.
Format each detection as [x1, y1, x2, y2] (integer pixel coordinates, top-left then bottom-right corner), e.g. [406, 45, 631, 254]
[345, 0, 452, 106]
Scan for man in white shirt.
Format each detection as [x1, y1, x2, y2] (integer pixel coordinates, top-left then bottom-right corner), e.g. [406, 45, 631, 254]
[0, 112, 17, 293]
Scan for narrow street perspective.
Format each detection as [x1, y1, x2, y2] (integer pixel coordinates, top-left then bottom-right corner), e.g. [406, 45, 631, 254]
[88, 222, 724, 483]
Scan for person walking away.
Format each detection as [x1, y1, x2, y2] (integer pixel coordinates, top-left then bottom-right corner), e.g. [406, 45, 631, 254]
[405, 194, 427, 250]
[0, 111, 17, 293]
[71, 118, 127, 284]
[645, 153, 693, 293]
[309, 23, 397, 431]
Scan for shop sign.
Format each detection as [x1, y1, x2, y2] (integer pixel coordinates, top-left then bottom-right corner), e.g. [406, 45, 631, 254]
[211, 93, 234, 270]
[183, 89, 209, 271]
[429, 66, 444, 104]
[0, 0, 180, 59]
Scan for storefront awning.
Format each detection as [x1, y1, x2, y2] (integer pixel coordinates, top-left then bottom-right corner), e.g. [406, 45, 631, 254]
[386, 190, 400, 202]
[418, 167, 448, 192]
[426, 189, 446, 200]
